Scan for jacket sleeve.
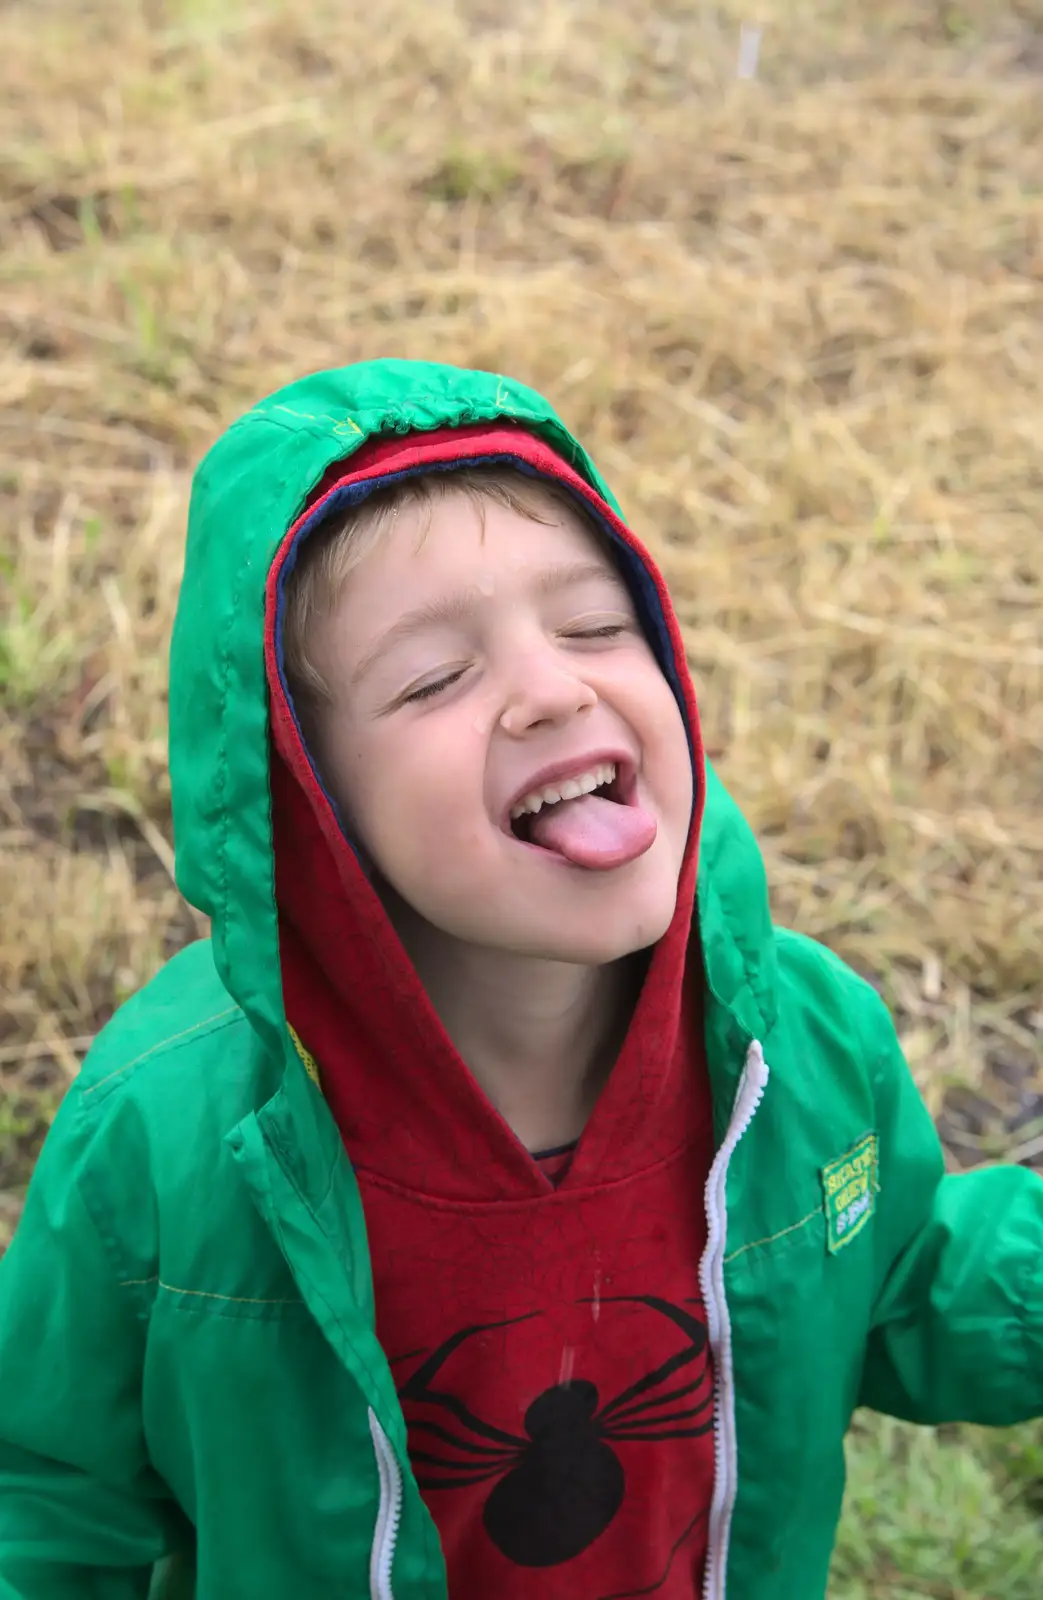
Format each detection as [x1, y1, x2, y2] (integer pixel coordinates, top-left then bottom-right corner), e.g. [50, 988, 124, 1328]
[857, 994, 1043, 1426]
[0, 1090, 190, 1598]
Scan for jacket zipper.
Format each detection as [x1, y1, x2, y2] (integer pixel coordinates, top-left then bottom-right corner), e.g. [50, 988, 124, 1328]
[700, 1040, 770, 1600]
[367, 1410, 403, 1600]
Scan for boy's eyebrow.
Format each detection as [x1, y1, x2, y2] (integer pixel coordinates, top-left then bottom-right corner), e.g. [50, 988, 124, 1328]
[350, 558, 626, 686]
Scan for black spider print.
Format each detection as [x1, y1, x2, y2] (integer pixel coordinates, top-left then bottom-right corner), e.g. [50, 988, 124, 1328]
[397, 1295, 712, 1569]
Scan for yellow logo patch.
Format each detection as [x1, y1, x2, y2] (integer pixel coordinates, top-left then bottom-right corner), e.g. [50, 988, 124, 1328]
[822, 1133, 879, 1253]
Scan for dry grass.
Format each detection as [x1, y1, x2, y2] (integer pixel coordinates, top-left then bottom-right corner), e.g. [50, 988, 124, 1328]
[2, 0, 1043, 1244]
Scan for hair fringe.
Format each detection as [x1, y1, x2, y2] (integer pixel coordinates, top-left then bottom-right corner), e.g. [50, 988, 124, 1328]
[281, 464, 607, 711]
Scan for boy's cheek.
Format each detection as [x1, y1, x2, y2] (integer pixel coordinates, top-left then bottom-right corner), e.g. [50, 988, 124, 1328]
[304, 740, 374, 862]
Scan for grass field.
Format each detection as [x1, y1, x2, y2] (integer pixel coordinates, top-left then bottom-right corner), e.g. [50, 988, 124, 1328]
[2, 0, 1042, 1592]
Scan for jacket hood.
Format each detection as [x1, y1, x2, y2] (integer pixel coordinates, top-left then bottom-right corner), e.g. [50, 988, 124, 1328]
[170, 361, 777, 1125]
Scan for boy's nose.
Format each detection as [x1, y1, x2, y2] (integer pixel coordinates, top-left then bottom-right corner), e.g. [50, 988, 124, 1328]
[498, 662, 597, 737]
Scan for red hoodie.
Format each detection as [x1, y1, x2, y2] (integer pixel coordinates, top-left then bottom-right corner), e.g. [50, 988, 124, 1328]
[265, 425, 716, 1598]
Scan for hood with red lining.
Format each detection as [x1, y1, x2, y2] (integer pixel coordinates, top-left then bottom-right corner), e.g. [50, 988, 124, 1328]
[170, 360, 779, 1132]
[266, 417, 704, 1188]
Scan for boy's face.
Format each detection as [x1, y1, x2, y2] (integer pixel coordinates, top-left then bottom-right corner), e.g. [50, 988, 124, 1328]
[308, 489, 693, 966]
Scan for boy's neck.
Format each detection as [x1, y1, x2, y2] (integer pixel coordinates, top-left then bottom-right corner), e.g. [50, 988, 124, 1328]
[381, 888, 643, 1152]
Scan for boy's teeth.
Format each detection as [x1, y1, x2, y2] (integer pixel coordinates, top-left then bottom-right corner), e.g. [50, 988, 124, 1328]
[509, 762, 617, 820]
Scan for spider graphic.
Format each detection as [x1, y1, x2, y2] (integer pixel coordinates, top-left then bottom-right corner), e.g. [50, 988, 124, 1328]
[397, 1293, 712, 1569]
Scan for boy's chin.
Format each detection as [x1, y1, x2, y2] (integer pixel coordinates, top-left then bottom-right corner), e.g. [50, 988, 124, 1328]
[471, 899, 676, 966]
[521, 925, 666, 966]
[376, 866, 679, 967]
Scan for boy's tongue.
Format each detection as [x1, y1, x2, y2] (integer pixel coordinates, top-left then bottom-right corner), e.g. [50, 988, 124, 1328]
[527, 792, 657, 870]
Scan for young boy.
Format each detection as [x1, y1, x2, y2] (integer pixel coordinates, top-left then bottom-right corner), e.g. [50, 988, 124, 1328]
[0, 359, 1040, 1600]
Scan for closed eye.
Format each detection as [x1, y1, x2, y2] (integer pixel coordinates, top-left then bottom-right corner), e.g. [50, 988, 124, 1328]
[564, 623, 630, 641]
[400, 623, 629, 703]
[402, 668, 467, 703]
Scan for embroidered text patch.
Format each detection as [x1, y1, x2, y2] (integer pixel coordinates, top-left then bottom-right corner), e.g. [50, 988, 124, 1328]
[821, 1133, 879, 1253]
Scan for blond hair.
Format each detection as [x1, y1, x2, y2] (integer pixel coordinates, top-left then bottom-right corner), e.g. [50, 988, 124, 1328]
[282, 464, 608, 711]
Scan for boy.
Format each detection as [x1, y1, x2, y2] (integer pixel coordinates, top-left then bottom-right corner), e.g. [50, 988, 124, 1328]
[0, 358, 1040, 1600]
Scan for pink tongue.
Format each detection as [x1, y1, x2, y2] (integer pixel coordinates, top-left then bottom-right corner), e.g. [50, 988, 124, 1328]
[527, 793, 657, 870]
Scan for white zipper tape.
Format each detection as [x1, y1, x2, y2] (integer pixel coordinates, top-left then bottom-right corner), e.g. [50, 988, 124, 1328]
[700, 1041, 770, 1600]
[368, 1409, 403, 1600]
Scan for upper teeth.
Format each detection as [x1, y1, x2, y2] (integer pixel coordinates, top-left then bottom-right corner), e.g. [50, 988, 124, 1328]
[510, 762, 617, 820]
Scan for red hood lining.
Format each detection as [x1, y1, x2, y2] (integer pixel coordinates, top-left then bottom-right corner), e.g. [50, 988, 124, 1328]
[261, 423, 709, 1197]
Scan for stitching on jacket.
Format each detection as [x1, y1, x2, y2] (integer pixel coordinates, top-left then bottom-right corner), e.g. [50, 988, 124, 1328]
[82, 1007, 240, 1095]
[216, 503, 247, 986]
[270, 404, 320, 422]
[264, 1150, 393, 1407]
[724, 1205, 821, 1264]
[117, 1275, 301, 1306]
[254, 397, 551, 431]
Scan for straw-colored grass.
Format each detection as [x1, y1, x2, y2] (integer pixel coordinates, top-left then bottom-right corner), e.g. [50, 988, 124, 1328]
[5, 0, 1040, 1174]
[2, 0, 1042, 1588]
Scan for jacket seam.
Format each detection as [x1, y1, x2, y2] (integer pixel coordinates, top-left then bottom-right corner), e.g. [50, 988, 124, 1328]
[117, 1276, 302, 1307]
[724, 1205, 821, 1264]
[216, 521, 243, 994]
[270, 1194, 394, 1409]
[244, 404, 403, 436]
[74, 1167, 154, 1321]
[246, 398, 555, 442]
[268, 404, 364, 433]
[262, 1140, 393, 1409]
[80, 1007, 241, 1099]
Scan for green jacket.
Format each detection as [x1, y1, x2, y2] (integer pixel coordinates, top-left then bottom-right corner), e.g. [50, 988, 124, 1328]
[1, 361, 1041, 1600]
